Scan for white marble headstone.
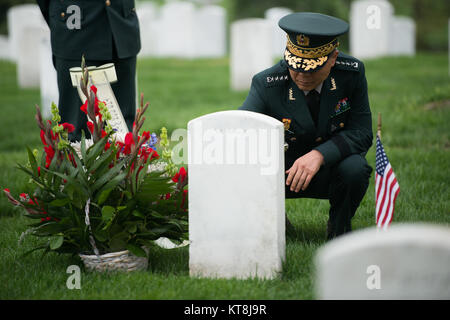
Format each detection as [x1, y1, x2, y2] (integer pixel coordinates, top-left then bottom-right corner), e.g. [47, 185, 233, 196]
[230, 19, 273, 91]
[315, 224, 450, 299]
[157, 1, 196, 58]
[136, 2, 158, 58]
[193, 5, 227, 58]
[39, 33, 59, 118]
[264, 7, 293, 58]
[350, 0, 394, 59]
[0, 36, 12, 62]
[188, 110, 285, 279]
[7, 4, 47, 61]
[389, 16, 416, 56]
[17, 25, 47, 88]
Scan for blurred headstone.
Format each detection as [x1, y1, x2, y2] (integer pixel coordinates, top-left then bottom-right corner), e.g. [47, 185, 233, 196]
[389, 16, 415, 56]
[136, 2, 158, 58]
[39, 33, 59, 118]
[231, 19, 272, 91]
[350, 0, 394, 59]
[7, 4, 47, 61]
[0, 36, 12, 61]
[157, 1, 196, 58]
[315, 224, 450, 299]
[188, 110, 285, 279]
[17, 25, 47, 88]
[265, 7, 293, 58]
[193, 5, 226, 58]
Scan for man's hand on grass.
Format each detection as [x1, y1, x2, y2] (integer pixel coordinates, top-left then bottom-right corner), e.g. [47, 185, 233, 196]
[286, 150, 324, 192]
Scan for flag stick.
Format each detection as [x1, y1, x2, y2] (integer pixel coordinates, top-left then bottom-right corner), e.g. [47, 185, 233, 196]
[377, 113, 382, 139]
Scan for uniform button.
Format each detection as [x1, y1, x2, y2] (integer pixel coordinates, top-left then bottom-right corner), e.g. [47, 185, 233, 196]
[339, 122, 345, 128]
[132, 7, 136, 12]
[60, 12, 65, 18]
[315, 137, 322, 142]
[106, 0, 111, 6]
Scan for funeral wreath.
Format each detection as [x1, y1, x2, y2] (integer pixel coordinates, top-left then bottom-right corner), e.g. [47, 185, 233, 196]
[3, 63, 188, 271]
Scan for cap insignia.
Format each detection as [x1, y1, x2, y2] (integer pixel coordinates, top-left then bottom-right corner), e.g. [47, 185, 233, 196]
[297, 34, 310, 46]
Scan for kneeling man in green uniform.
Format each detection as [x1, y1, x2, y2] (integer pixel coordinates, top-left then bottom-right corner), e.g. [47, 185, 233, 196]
[239, 13, 373, 239]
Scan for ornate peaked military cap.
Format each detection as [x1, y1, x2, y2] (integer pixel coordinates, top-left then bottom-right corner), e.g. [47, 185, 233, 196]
[278, 12, 349, 73]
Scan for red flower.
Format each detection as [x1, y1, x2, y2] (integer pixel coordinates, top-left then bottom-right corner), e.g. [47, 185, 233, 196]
[90, 85, 97, 95]
[86, 121, 94, 134]
[140, 147, 159, 163]
[115, 141, 125, 159]
[61, 123, 75, 133]
[123, 132, 135, 155]
[142, 131, 151, 141]
[40, 130, 47, 146]
[44, 145, 55, 168]
[181, 189, 188, 210]
[37, 166, 41, 176]
[19, 193, 29, 202]
[3, 188, 10, 193]
[80, 100, 88, 115]
[172, 167, 187, 183]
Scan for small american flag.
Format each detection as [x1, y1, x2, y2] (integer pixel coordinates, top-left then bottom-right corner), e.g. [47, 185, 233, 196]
[375, 135, 400, 230]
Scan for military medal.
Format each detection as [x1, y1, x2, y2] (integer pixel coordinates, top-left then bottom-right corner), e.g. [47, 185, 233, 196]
[282, 118, 291, 131]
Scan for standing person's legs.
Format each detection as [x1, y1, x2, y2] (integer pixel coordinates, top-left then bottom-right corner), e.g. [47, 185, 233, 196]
[53, 57, 88, 142]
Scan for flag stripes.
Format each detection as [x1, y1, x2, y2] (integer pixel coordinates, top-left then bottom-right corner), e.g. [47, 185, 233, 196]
[375, 136, 400, 230]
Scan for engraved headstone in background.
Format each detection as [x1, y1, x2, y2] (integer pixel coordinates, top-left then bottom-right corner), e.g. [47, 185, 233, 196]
[265, 7, 293, 59]
[39, 33, 59, 118]
[350, 0, 394, 59]
[230, 19, 272, 91]
[389, 16, 416, 56]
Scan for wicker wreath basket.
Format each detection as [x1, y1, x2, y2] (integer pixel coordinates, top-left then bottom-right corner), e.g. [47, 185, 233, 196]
[79, 250, 148, 272]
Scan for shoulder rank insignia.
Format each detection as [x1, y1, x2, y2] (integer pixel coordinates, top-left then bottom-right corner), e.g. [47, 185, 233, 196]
[265, 74, 289, 87]
[334, 59, 359, 71]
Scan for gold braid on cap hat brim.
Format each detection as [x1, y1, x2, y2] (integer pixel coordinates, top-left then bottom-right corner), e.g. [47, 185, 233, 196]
[284, 49, 328, 71]
[286, 35, 339, 59]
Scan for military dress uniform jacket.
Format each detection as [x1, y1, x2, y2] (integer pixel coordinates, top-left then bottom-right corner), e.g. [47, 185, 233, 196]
[36, 0, 141, 60]
[239, 52, 373, 170]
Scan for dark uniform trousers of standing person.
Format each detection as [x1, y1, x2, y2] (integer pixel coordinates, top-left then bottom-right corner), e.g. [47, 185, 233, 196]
[239, 53, 373, 238]
[36, 0, 141, 141]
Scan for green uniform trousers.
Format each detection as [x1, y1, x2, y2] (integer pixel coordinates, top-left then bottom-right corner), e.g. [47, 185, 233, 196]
[53, 55, 136, 142]
[285, 154, 372, 237]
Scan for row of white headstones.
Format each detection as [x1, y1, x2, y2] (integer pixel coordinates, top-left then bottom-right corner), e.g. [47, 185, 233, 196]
[0, 0, 419, 115]
[188, 110, 450, 299]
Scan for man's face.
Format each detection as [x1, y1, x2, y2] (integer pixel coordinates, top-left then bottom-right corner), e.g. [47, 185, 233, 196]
[289, 50, 339, 91]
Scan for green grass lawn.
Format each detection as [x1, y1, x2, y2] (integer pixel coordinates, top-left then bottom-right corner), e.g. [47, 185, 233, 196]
[0, 54, 449, 299]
